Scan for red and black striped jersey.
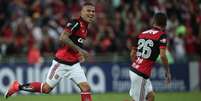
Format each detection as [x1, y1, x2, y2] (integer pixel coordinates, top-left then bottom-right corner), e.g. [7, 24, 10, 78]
[55, 17, 88, 63]
[131, 27, 168, 77]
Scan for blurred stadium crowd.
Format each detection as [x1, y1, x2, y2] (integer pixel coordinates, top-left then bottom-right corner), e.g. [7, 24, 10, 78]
[0, 0, 201, 64]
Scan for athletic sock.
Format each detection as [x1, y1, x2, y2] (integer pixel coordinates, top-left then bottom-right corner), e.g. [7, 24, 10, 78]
[19, 82, 42, 93]
[81, 91, 92, 101]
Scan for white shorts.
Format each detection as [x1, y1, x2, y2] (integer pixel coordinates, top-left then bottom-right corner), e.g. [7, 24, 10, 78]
[46, 60, 87, 87]
[129, 70, 153, 101]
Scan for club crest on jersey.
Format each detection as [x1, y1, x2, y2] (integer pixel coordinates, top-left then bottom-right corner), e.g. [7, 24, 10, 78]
[67, 23, 72, 27]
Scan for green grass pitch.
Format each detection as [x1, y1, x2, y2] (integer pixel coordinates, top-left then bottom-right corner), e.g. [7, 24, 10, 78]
[1, 92, 201, 101]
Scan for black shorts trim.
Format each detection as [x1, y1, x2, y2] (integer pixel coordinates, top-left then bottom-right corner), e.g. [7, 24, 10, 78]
[54, 57, 79, 66]
[130, 67, 149, 79]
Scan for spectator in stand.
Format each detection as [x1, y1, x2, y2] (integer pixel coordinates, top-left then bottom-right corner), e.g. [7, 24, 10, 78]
[0, 0, 201, 62]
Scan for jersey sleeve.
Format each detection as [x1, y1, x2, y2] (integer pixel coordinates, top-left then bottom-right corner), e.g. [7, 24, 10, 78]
[159, 33, 168, 48]
[64, 20, 80, 33]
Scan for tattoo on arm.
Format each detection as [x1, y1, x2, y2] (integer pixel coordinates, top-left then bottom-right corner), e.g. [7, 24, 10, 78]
[60, 32, 82, 52]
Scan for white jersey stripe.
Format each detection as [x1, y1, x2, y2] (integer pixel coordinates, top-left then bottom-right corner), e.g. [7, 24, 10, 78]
[71, 22, 79, 31]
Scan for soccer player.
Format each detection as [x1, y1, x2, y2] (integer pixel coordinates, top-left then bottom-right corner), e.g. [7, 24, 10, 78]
[129, 12, 171, 101]
[4, 2, 95, 101]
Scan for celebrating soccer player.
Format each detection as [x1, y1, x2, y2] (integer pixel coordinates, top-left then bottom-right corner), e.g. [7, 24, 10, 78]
[4, 2, 95, 101]
[129, 12, 171, 101]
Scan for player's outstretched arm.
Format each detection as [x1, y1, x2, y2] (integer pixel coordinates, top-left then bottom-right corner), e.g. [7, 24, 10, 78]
[160, 48, 171, 84]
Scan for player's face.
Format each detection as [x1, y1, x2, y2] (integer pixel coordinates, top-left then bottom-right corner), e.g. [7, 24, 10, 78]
[81, 5, 95, 23]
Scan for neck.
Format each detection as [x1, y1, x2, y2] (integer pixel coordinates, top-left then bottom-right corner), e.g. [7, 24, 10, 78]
[80, 16, 89, 24]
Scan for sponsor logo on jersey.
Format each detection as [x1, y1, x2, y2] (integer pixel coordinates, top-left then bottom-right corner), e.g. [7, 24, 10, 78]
[78, 38, 84, 43]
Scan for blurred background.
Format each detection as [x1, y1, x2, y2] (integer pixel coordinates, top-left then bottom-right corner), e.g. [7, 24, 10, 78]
[0, 0, 201, 100]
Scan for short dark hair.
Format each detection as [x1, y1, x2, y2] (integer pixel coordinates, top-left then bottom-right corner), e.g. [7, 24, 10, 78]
[83, 2, 95, 7]
[153, 12, 167, 27]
